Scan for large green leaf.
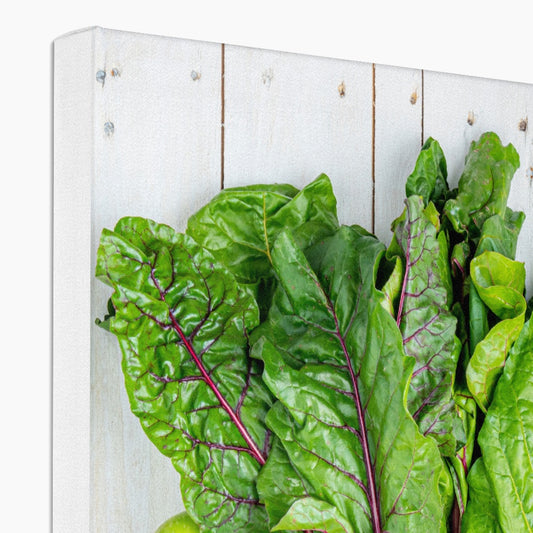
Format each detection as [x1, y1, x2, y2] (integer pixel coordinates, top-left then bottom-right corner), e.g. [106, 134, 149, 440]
[462, 459, 503, 533]
[186, 173, 338, 285]
[444, 132, 520, 239]
[391, 195, 463, 456]
[464, 319, 533, 531]
[466, 251, 526, 412]
[405, 137, 449, 209]
[252, 227, 448, 532]
[95, 217, 273, 532]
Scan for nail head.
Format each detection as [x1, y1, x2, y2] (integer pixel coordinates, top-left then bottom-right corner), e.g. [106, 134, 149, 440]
[104, 122, 115, 136]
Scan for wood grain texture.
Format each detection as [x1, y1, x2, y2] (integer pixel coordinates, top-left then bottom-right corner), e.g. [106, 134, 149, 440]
[423, 70, 533, 297]
[374, 64, 423, 244]
[223, 45, 374, 228]
[90, 28, 222, 533]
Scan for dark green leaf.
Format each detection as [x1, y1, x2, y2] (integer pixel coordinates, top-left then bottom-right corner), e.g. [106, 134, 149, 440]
[253, 227, 448, 532]
[444, 132, 520, 239]
[405, 137, 449, 208]
[476, 208, 525, 259]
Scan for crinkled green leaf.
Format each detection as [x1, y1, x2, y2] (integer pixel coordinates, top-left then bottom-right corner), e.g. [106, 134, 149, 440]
[446, 387, 477, 523]
[462, 459, 503, 533]
[405, 137, 449, 209]
[186, 173, 338, 285]
[466, 319, 533, 531]
[444, 132, 520, 238]
[96, 217, 273, 532]
[391, 196, 463, 456]
[253, 227, 447, 532]
[476, 208, 525, 259]
[466, 252, 526, 412]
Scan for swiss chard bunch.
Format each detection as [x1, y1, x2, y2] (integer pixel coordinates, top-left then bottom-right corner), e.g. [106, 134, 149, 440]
[96, 134, 532, 532]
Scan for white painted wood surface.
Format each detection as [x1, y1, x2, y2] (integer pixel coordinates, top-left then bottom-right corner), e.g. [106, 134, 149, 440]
[54, 26, 533, 533]
[374, 64, 423, 242]
[54, 28, 94, 533]
[423, 70, 533, 297]
[224, 45, 373, 229]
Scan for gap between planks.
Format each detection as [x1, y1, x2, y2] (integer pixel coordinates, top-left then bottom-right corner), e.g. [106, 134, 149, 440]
[421, 69, 425, 147]
[372, 63, 376, 235]
[221, 43, 226, 190]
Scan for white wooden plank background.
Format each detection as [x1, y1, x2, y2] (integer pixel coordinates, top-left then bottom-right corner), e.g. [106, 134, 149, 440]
[224, 45, 373, 229]
[374, 64, 423, 242]
[54, 26, 533, 533]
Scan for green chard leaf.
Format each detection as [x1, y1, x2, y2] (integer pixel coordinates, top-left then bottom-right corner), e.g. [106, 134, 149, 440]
[444, 132, 520, 239]
[467, 207, 525, 367]
[462, 459, 503, 533]
[464, 319, 533, 531]
[186, 173, 339, 285]
[405, 137, 449, 209]
[446, 387, 478, 523]
[252, 227, 448, 532]
[391, 195, 463, 456]
[476, 208, 526, 259]
[95, 217, 274, 532]
[377, 254, 403, 316]
[466, 251, 527, 412]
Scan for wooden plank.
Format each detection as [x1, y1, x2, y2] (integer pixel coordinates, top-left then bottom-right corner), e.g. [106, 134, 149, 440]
[53, 27, 94, 533]
[89, 28, 222, 532]
[374, 64, 423, 244]
[424, 70, 533, 297]
[223, 45, 374, 228]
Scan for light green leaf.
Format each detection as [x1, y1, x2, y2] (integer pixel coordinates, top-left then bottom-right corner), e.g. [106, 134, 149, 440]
[466, 319, 533, 531]
[466, 252, 526, 412]
[186, 174, 338, 285]
[378, 254, 403, 316]
[468, 208, 524, 357]
[462, 459, 503, 533]
[272, 497, 355, 532]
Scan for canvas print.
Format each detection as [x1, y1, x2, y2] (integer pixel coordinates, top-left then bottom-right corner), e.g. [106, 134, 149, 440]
[54, 27, 533, 532]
